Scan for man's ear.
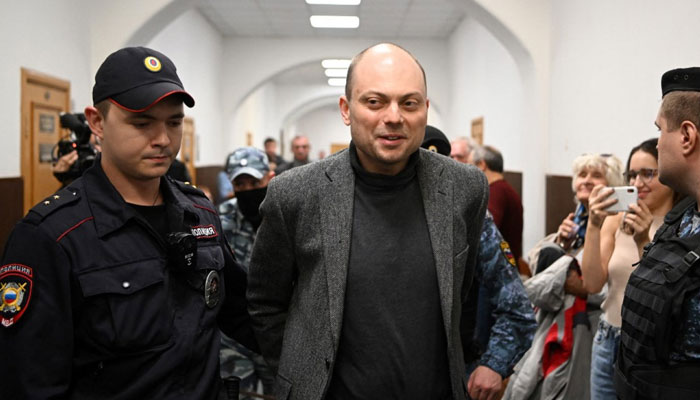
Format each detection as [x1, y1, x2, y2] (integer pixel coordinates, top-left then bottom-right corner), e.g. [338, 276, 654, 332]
[679, 120, 699, 156]
[476, 159, 487, 171]
[84, 106, 104, 141]
[339, 96, 351, 126]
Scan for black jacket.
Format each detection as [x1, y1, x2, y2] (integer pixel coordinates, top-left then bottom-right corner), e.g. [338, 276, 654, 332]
[0, 157, 256, 399]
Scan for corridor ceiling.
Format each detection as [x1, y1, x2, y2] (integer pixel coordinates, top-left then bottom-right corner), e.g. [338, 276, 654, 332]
[199, 0, 466, 39]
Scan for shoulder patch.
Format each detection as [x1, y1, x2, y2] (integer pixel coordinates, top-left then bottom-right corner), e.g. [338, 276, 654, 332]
[29, 187, 81, 220]
[500, 241, 518, 268]
[0, 264, 34, 328]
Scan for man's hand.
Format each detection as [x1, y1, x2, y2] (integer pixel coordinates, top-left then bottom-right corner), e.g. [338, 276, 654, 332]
[259, 170, 276, 187]
[52, 150, 78, 173]
[564, 268, 588, 298]
[467, 365, 503, 400]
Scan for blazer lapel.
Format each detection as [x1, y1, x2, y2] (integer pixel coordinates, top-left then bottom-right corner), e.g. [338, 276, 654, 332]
[417, 151, 455, 338]
[319, 150, 355, 347]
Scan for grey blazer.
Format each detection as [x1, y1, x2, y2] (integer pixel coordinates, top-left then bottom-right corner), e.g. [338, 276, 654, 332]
[247, 148, 488, 400]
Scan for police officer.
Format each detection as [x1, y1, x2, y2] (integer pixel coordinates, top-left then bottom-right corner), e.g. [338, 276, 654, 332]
[422, 127, 537, 400]
[218, 147, 275, 398]
[614, 68, 700, 399]
[0, 46, 256, 399]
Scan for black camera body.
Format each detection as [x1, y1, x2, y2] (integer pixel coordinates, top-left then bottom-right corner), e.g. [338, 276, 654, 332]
[166, 232, 197, 273]
[53, 113, 97, 183]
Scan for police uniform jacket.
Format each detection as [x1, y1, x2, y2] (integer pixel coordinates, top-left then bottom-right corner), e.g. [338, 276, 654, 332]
[0, 157, 256, 399]
[615, 196, 700, 399]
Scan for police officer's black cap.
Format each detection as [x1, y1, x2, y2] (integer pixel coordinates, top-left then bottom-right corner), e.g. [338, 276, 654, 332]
[92, 46, 194, 112]
[422, 125, 451, 157]
[661, 67, 700, 96]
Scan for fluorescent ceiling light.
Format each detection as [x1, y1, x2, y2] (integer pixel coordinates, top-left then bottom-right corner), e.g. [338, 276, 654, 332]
[328, 78, 347, 86]
[310, 15, 359, 29]
[306, 0, 361, 4]
[322, 59, 351, 69]
[324, 68, 348, 78]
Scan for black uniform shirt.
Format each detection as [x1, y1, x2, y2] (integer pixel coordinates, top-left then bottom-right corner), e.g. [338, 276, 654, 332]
[0, 156, 256, 399]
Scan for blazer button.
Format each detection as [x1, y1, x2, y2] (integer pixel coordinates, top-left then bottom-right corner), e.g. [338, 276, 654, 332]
[325, 358, 331, 369]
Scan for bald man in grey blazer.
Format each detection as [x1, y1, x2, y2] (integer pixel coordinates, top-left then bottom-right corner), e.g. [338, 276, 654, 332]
[247, 43, 488, 400]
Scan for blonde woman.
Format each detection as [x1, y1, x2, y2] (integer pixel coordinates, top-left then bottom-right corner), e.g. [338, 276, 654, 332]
[506, 153, 623, 400]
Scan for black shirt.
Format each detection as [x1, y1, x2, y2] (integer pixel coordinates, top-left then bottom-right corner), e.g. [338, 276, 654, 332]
[326, 144, 451, 400]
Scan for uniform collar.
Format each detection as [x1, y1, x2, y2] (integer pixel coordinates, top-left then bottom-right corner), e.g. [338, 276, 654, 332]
[665, 196, 696, 225]
[81, 155, 198, 238]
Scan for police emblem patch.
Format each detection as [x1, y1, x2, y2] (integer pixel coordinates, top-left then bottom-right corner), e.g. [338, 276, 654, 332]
[144, 56, 162, 72]
[500, 241, 517, 268]
[0, 264, 33, 328]
[204, 270, 220, 308]
[191, 224, 218, 239]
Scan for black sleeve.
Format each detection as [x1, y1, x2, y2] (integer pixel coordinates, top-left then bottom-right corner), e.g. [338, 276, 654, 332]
[0, 221, 74, 398]
[217, 237, 260, 353]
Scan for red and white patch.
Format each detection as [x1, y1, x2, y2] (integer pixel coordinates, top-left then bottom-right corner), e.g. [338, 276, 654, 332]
[191, 224, 218, 239]
[0, 264, 33, 328]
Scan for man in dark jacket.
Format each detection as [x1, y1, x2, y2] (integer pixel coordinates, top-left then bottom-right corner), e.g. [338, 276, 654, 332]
[0, 46, 256, 399]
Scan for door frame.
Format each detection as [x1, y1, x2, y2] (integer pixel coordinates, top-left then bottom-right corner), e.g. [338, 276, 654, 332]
[20, 68, 71, 213]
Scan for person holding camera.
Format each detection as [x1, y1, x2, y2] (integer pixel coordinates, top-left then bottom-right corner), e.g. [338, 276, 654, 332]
[506, 153, 624, 400]
[52, 113, 101, 187]
[0, 46, 256, 399]
[615, 68, 700, 399]
[579, 138, 675, 400]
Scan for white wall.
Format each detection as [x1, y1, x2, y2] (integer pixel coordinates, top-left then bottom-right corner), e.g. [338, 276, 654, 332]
[287, 104, 351, 160]
[146, 8, 224, 166]
[0, 0, 93, 178]
[447, 15, 543, 250]
[447, 16, 525, 169]
[231, 82, 278, 160]
[88, 0, 174, 74]
[548, 0, 700, 175]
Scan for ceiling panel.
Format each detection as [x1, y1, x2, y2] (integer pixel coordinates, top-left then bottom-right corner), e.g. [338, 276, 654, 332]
[198, 0, 465, 39]
[198, 0, 466, 89]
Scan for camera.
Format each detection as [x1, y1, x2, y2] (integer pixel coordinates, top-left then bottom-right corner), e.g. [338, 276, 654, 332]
[166, 232, 197, 273]
[53, 112, 97, 183]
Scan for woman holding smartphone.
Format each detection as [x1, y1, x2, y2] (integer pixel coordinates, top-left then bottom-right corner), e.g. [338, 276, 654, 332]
[580, 138, 676, 400]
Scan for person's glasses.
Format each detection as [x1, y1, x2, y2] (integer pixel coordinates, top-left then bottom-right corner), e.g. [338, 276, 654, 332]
[624, 168, 658, 184]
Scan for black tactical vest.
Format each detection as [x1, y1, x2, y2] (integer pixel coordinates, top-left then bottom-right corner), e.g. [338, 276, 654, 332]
[614, 197, 700, 399]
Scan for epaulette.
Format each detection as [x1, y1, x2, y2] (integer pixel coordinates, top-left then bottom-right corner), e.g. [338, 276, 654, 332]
[29, 186, 81, 220]
[171, 178, 207, 198]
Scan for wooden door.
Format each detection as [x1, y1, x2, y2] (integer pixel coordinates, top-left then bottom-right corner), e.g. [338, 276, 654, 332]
[21, 68, 70, 214]
[471, 116, 484, 145]
[180, 117, 196, 184]
[330, 143, 349, 154]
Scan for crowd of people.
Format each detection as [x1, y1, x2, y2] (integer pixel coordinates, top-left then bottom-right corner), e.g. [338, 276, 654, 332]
[1, 42, 699, 400]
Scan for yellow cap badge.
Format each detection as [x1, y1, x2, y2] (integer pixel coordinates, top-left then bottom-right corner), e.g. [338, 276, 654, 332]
[144, 56, 162, 72]
[428, 145, 438, 152]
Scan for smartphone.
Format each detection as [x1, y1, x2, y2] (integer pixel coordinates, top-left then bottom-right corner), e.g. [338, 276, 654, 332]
[603, 186, 638, 213]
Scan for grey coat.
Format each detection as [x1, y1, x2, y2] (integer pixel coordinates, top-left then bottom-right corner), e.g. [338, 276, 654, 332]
[246, 148, 488, 400]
